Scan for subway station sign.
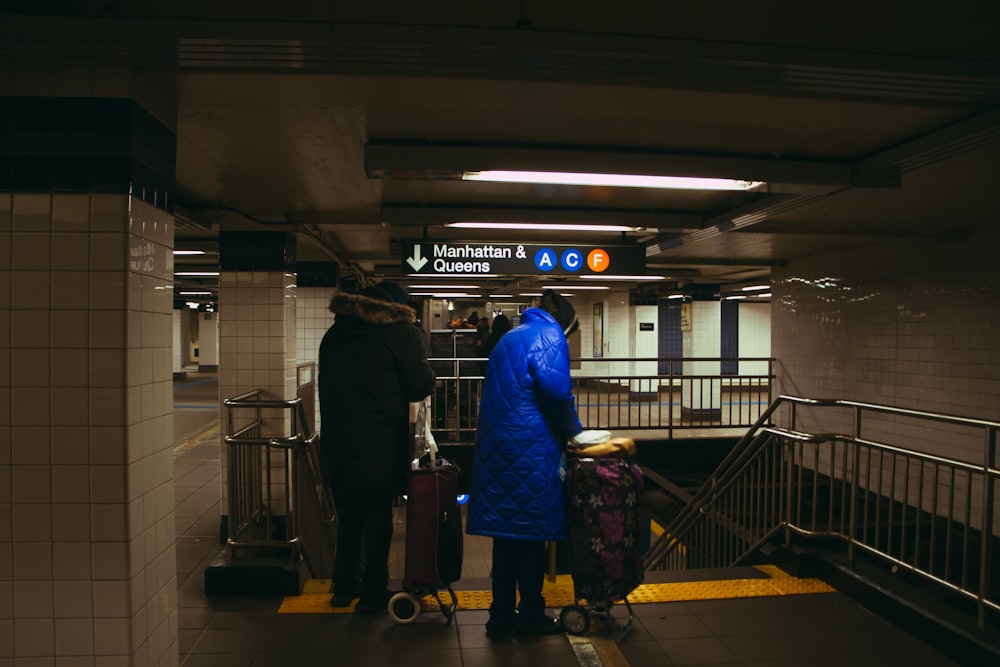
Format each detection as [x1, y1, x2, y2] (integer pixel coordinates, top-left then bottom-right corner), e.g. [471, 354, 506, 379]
[401, 241, 645, 276]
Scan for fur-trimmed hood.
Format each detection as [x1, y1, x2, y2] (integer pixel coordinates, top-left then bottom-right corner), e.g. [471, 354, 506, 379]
[328, 288, 416, 325]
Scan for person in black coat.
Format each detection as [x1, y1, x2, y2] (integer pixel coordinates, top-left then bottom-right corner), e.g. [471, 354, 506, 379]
[483, 313, 512, 357]
[319, 281, 435, 613]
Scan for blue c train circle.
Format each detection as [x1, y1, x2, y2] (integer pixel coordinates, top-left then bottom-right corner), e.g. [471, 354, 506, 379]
[561, 248, 583, 271]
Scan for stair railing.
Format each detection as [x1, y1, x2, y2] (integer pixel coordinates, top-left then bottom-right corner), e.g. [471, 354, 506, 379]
[644, 395, 1000, 632]
[223, 363, 336, 579]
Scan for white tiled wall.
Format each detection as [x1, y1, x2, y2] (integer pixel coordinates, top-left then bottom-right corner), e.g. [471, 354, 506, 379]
[295, 287, 335, 433]
[683, 301, 721, 409]
[631, 304, 660, 387]
[738, 302, 772, 376]
[772, 227, 1000, 530]
[197, 312, 219, 367]
[218, 271, 297, 405]
[574, 289, 632, 378]
[604, 290, 632, 363]
[172, 310, 184, 373]
[0, 192, 177, 665]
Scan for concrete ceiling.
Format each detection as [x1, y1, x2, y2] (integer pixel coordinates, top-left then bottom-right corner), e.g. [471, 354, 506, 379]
[4, 4, 1000, 304]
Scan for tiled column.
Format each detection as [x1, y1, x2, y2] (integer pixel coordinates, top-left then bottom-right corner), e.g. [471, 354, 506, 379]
[217, 231, 297, 531]
[0, 69, 179, 665]
[682, 286, 722, 421]
[630, 303, 659, 400]
[196, 312, 218, 371]
[172, 309, 185, 378]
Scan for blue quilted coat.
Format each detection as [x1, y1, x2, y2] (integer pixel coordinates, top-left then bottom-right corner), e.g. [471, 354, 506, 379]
[467, 307, 583, 540]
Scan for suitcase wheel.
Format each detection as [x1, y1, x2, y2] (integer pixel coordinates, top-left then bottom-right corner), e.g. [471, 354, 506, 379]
[559, 605, 591, 636]
[388, 592, 421, 624]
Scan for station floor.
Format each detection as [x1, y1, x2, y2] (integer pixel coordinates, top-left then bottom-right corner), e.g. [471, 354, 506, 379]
[173, 372, 970, 666]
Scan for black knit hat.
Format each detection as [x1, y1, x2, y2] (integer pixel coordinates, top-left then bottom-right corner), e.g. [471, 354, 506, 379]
[359, 285, 393, 302]
[378, 280, 409, 305]
[540, 289, 579, 336]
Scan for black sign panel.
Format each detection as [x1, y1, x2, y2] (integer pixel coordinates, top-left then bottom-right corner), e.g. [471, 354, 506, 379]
[401, 241, 645, 276]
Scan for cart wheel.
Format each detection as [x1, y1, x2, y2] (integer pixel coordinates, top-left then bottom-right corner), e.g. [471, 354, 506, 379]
[388, 592, 421, 624]
[440, 601, 454, 624]
[560, 605, 591, 636]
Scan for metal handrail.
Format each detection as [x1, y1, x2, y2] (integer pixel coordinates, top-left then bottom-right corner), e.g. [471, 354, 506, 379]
[222, 363, 337, 579]
[427, 355, 775, 442]
[644, 394, 1000, 632]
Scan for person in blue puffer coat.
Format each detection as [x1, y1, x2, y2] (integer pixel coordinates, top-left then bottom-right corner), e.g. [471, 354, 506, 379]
[468, 289, 584, 638]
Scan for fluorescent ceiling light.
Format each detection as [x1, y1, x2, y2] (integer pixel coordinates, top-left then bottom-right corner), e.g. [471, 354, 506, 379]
[179, 291, 212, 296]
[726, 295, 747, 300]
[756, 293, 772, 298]
[540, 285, 609, 290]
[175, 271, 220, 276]
[740, 284, 771, 292]
[489, 293, 513, 298]
[462, 170, 764, 191]
[173, 250, 206, 255]
[579, 274, 665, 281]
[410, 292, 482, 298]
[667, 294, 685, 299]
[408, 284, 480, 289]
[520, 292, 543, 297]
[446, 221, 643, 232]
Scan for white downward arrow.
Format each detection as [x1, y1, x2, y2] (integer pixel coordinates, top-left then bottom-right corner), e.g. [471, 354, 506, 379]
[406, 245, 428, 271]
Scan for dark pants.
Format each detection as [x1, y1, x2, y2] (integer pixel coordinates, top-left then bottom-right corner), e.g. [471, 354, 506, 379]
[490, 537, 548, 626]
[331, 486, 395, 602]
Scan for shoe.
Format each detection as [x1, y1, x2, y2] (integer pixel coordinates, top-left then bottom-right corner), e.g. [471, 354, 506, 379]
[485, 620, 516, 640]
[516, 614, 564, 635]
[354, 590, 395, 615]
[329, 594, 356, 608]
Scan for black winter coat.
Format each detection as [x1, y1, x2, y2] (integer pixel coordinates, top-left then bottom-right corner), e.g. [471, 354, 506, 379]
[318, 290, 435, 493]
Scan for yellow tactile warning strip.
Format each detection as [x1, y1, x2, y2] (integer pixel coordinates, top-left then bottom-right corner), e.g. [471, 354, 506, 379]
[754, 563, 792, 578]
[278, 569, 834, 614]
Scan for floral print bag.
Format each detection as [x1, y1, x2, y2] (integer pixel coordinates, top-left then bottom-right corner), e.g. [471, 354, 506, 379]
[564, 454, 645, 603]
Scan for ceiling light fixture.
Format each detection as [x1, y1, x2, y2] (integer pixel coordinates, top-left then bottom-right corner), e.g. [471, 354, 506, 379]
[408, 284, 480, 289]
[173, 250, 206, 255]
[409, 292, 483, 298]
[539, 285, 610, 290]
[489, 293, 513, 298]
[462, 170, 764, 191]
[740, 284, 771, 292]
[445, 221, 643, 232]
[175, 271, 220, 276]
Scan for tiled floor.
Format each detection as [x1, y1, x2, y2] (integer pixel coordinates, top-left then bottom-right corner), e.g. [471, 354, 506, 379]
[173, 373, 974, 666]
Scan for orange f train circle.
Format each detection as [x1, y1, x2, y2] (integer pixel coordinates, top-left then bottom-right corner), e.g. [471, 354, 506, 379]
[587, 248, 609, 272]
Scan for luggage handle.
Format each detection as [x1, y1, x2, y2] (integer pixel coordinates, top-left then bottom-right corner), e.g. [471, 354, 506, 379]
[411, 395, 439, 470]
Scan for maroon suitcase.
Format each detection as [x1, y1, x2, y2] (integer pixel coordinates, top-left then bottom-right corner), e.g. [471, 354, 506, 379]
[403, 460, 463, 590]
[389, 397, 463, 624]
